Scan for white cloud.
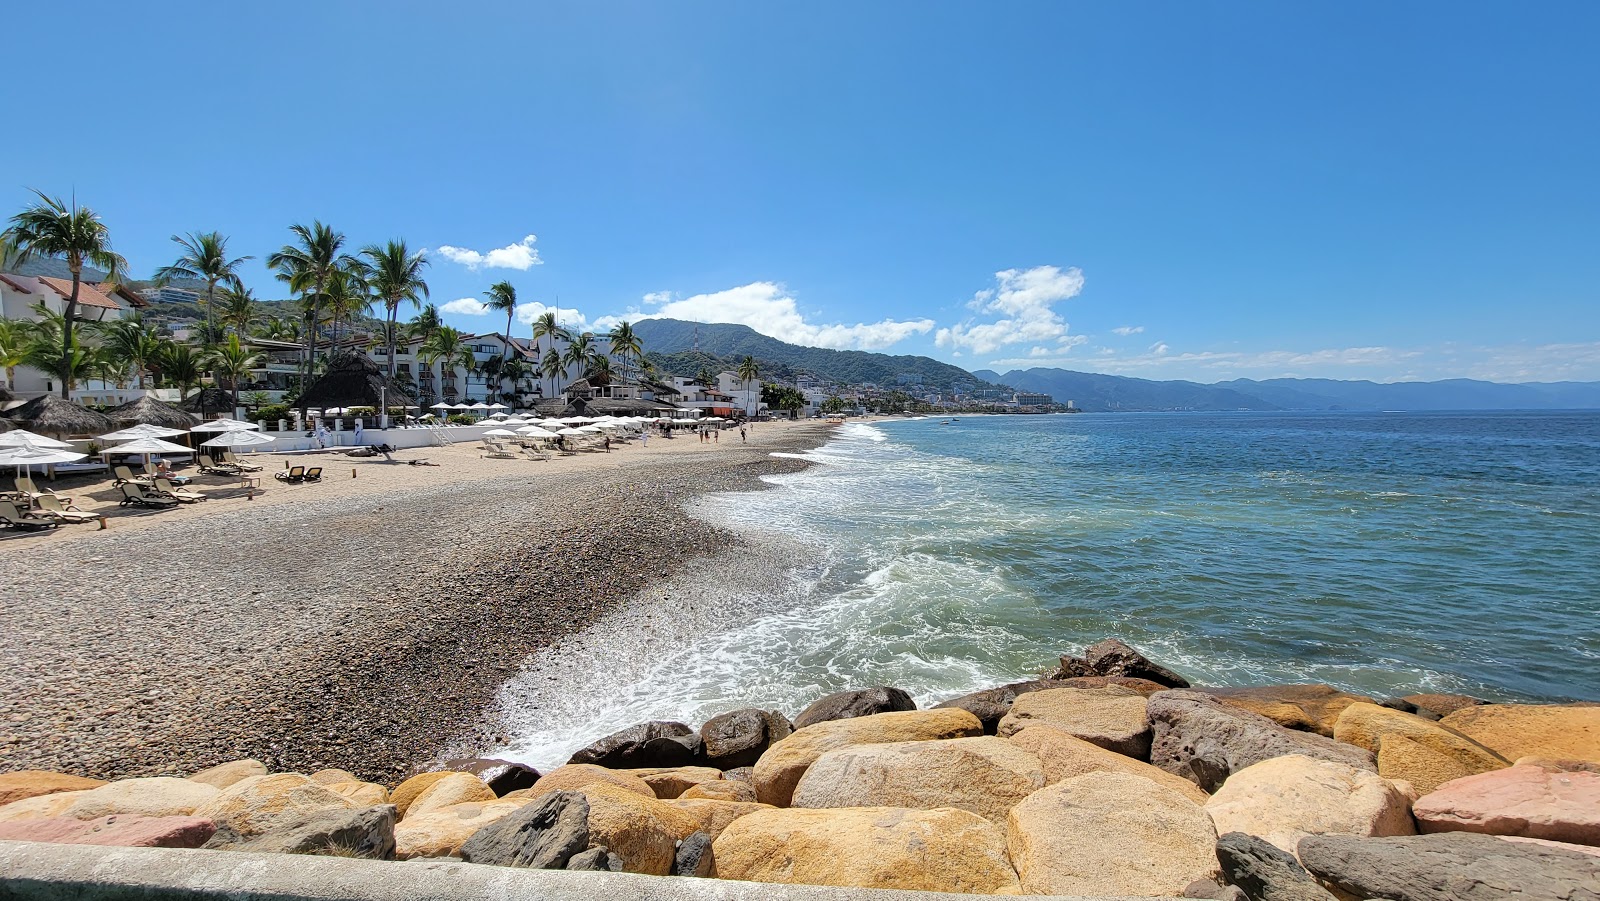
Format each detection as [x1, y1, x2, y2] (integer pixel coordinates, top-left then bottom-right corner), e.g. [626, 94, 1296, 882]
[639, 282, 935, 351]
[641, 291, 673, 305]
[935, 265, 1085, 354]
[432, 234, 543, 270]
[1112, 325, 1145, 336]
[1149, 342, 1170, 355]
[513, 301, 588, 333]
[440, 297, 490, 315]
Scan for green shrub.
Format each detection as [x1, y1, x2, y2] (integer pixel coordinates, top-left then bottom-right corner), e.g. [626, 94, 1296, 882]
[256, 404, 291, 423]
[447, 414, 475, 425]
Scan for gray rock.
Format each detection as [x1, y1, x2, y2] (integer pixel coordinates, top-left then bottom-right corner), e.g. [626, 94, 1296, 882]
[565, 845, 624, 871]
[441, 758, 541, 796]
[1147, 690, 1377, 792]
[933, 680, 1055, 734]
[221, 804, 396, 860]
[1216, 832, 1337, 901]
[1183, 878, 1247, 900]
[672, 831, 714, 877]
[699, 708, 793, 769]
[1056, 638, 1192, 688]
[792, 687, 916, 730]
[721, 766, 755, 784]
[568, 721, 702, 768]
[457, 791, 588, 869]
[1298, 832, 1600, 901]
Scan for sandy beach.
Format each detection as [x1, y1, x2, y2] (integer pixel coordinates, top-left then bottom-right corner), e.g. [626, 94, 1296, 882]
[0, 419, 832, 781]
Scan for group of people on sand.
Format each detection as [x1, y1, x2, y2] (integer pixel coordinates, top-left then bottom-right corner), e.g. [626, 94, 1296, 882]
[697, 424, 750, 443]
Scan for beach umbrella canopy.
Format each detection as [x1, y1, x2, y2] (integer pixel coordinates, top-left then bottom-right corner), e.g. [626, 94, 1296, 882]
[0, 429, 73, 449]
[201, 430, 276, 448]
[556, 427, 585, 436]
[575, 425, 604, 434]
[430, 402, 453, 409]
[3, 395, 113, 437]
[103, 437, 194, 456]
[516, 426, 558, 438]
[468, 402, 491, 410]
[191, 418, 261, 432]
[106, 395, 201, 430]
[488, 403, 509, 410]
[0, 446, 87, 470]
[482, 428, 517, 437]
[100, 423, 188, 442]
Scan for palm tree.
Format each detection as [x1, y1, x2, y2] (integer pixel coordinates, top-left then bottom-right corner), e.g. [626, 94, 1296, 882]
[500, 356, 532, 406]
[737, 355, 760, 417]
[204, 333, 264, 412]
[267, 222, 348, 413]
[98, 317, 164, 388]
[408, 303, 442, 341]
[1, 190, 127, 398]
[159, 343, 202, 400]
[531, 310, 568, 398]
[607, 320, 643, 385]
[562, 333, 594, 393]
[321, 265, 368, 347]
[152, 231, 252, 348]
[483, 281, 517, 362]
[359, 240, 429, 380]
[540, 348, 564, 401]
[0, 317, 28, 391]
[219, 285, 259, 338]
[586, 353, 614, 387]
[418, 326, 475, 402]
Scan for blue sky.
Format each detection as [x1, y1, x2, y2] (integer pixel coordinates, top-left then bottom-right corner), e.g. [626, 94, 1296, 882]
[6, 2, 1598, 382]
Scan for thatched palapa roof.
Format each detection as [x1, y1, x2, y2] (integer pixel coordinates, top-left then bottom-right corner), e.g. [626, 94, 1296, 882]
[108, 395, 201, 429]
[179, 387, 236, 414]
[4, 394, 114, 437]
[298, 352, 418, 410]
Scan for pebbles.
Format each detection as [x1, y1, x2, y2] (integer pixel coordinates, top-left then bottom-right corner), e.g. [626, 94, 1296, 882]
[0, 431, 824, 780]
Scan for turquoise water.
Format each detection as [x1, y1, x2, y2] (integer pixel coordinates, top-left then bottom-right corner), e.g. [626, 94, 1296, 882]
[502, 411, 1599, 767]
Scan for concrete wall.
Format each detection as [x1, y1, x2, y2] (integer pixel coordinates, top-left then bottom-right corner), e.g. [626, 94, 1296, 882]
[0, 841, 1168, 901]
[236, 424, 498, 454]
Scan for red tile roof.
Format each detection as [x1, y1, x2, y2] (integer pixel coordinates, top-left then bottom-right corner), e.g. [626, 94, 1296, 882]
[36, 277, 122, 310]
[0, 274, 33, 294]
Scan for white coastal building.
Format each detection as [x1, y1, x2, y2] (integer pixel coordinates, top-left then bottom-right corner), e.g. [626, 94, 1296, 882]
[0, 271, 151, 407]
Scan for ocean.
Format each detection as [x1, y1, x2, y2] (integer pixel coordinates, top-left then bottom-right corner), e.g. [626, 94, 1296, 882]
[499, 410, 1600, 769]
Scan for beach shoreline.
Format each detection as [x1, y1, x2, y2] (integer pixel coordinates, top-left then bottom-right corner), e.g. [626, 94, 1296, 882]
[0, 420, 835, 781]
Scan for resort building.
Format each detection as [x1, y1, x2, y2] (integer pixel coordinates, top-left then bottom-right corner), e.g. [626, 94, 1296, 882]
[0, 271, 150, 407]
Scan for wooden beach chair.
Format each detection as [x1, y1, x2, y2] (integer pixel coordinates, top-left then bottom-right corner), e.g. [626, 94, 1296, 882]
[302, 467, 323, 483]
[221, 451, 263, 473]
[112, 465, 152, 487]
[117, 484, 179, 508]
[0, 500, 60, 531]
[33, 495, 99, 524]
[274, 466, 306, 483]
[152, 478, 207, 503]
[15, 476, 73, 506]
[199, 453, 241, 475]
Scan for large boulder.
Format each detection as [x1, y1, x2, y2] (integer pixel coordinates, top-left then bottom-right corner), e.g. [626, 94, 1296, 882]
[1402, 693, 1488, 718]
[1054, 638, 1191, 687]
[614, 766, 725, 800]
[713, 806, 1019, 893]
[792, 736, 1043, 823]
[324, 782, 389, 806]
[678, 780, 757, 803]
[1204, 755, 1417, 856]
[1203, 685, 1377, 737]
[1298, 832, 1600, 901]
[565, 846, 624, 871]
[666, 799, 774, 842]
[393, 798, 531, 859]
[568, 721, 702, 769]
[190, 774, 358, 844]
[188, 760, 268, 790]
[1334, 702, 1508, 793]
[699, 709, 793, 769]
[1214, 831, 1340, 901]
[0, 814, 215, 849]
[64, 777, 221, 821]
[1439, 704, 1600, 765]
[517, 764, 655, 800]
[933, 680, 1055, 734]
[0, 771, 107, 807]
[388, 772, 460, 818]
[1412, 761, 1600, 846]
[405, 772, 496, 817]
[565, 781, 701, 875]
[441, 758, 542, 796]
[1009, 724, 1210, 804]
[0, 791, 90, 823]
[673, 831, 715, 877]
[457, 790, 589, 868]
[220, 805, 396, 859]
[752, 708, 984, 807]
[791, 687, 916, 730]
[996, 685, 1152, 758]
[1008, 771, 1219, 896]
[1148, 690, 1376, 792]
[308, 769, 358, 786]
[1054, 675, 1171, 695]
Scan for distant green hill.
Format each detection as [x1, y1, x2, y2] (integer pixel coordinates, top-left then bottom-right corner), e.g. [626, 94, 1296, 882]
[633, 318, 988, 390]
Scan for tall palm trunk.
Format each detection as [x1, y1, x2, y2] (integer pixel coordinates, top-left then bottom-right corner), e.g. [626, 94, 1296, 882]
[61, 266, 80, 398]
[299, 278, 324, 415]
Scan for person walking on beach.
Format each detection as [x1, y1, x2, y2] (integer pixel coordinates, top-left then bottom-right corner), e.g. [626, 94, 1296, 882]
[713, 428, 719, 443]
[740, 426, 747, 442]
[604, 435, 612, 452]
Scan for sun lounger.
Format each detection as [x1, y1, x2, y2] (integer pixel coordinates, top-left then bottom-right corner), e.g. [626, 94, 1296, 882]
[274, 466, 306, 483]
[152, 478, 207, 503]
[15, 476, 73, 506]
[480, 439, 517, 459]
[112, 465, 153, 487]
[221, 451, 263, 472]
[302, 467, 322, 482]
[199, 454, 242, 475]
[33, 495, 99, 524]
[520, 446, 551, 461]
[0, 500, 60, 531]
[117, 483, 179, 508]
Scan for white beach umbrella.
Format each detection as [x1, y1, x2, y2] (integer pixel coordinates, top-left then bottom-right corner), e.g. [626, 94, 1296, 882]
[191, 418, 261, 432]
[482, 428, 517, 437]
[575, 425, 604, 434]
[0, 445, 88, 475]
[469, 402, 490, 410]
[103, 437, 195, 456]
[488, 403, 509, 410]
[448, 403, 469, 410]
[516, 426, 558, 439]
[99, 423, 188, 441]
[0, 429, 73, 449]
[430, 402, 453, 409]
[537, 419, 564, 427]
[201, 430, 276, 448]
[556, 427, 585, 436]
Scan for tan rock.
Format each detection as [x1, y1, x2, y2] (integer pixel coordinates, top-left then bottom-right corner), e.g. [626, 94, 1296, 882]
[714, 806, 1020, 893]
[614, 766, 725, 799]
[394, 798, 531, 859]
[389, 772, 461, 818]
[1334, 702, 1508, 794]
[518, 764, 655, 800]
[190, 774, 356, 839]
[996, 686, 1152, 759]
[64, 778, 221, 821]
[679, 780, 758, 803]
[792, 736, 1043, 823]
[308, 769, 359, 786]
[1008, 772, 1219, 897]
[325, 782, 390, 806]
[0, 790, 90, 823]
[1440, 705, 1600, 765]
[753, 709, 984, 807]
[188, 760, 267, 790]
[1403, 693, 1486, 718]
[1413, 761, 1600, 846]
[1204, 754, 1416, 856]
[1009, 725, 1210, 804]
[406, 772, 495, 817]
[665, 799, 775, 842]
[0, 771, 107, 808]
[1205, 685, 1377, 737]
[568, 781, 703, 875]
